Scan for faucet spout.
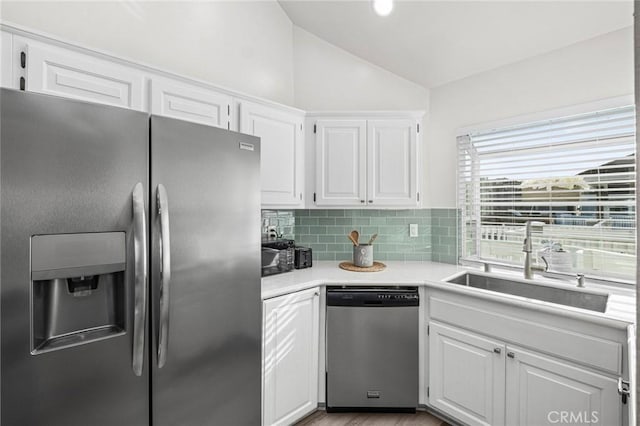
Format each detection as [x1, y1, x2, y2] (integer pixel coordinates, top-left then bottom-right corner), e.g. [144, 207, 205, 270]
[523, 220, 545, 279]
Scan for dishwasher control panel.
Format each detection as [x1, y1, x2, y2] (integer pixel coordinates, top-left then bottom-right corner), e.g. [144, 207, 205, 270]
[326, 287, 419, 307]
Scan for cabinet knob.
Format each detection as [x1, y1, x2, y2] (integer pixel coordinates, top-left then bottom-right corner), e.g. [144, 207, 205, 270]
[493, 348, 501, 354]
[368, 200, 373, 203]
[507, 351, 515, 359]
[360, 200, 365, 203]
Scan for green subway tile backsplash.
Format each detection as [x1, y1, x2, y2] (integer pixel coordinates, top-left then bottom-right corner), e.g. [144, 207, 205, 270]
[262, 208, 459, 264]
[295, 209, 432, 262]
[430, 208, 460, 264]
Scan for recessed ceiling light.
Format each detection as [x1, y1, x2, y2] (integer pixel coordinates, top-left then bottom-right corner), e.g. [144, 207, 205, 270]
[372, 0, 394, 17]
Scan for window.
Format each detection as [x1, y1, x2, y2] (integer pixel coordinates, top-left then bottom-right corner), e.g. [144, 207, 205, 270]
[458, 105, 636, 281]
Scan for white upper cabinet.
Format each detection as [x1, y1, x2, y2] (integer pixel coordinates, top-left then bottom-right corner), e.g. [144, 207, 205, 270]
[312, 115, 421, 208]
[19, 38, 145, 110]
[3, 28, 428, 212]
[239, 101, 304, 207]
[315, 120, 367, 206]
[367, 119, 418, 206]
[150, 77, 232, 129]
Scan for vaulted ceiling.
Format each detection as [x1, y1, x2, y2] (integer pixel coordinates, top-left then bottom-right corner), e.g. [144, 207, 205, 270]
[279, 1, 633, 89]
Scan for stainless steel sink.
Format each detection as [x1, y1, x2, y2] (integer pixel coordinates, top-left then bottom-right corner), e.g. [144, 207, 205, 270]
[444, 272, 608, 313]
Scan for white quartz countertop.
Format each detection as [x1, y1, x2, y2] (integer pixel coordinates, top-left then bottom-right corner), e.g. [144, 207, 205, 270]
[261, 261, 461, 299]
[262, 261, 636, 326]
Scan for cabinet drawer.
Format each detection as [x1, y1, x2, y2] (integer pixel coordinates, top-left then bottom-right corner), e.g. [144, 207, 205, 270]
[429, 296, 622, 375]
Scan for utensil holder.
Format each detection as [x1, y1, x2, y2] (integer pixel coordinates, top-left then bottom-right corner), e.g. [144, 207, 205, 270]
[353, 244, 373, 267]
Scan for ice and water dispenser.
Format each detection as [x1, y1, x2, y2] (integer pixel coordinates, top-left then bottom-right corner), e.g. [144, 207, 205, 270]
[31, 232, 126, 354]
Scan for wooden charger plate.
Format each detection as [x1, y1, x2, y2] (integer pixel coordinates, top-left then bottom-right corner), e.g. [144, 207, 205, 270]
[338, 261, 387, 272]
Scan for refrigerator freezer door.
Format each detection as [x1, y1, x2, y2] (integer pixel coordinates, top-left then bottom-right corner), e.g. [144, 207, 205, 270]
[150, 116, 262, 426]
[0, 89, 150, 426]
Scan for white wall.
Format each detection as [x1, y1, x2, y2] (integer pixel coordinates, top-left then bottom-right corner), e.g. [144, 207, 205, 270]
[0, 1, 295, 105]
[1, 2, 432, 111]
[292, 26, 429, 111]
[426, 27, 634, 208]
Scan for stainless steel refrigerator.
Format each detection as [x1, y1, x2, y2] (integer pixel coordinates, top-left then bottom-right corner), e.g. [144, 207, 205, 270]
[0, 88, 262, 425]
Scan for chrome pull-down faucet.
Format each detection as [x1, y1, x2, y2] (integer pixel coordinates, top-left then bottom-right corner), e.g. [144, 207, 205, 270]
[523, 220, 545, 279]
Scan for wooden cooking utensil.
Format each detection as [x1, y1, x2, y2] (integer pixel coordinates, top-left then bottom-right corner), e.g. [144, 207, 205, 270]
[368, 233, 378, 245]
[350, 230, 360, 246]
[347, 234, 358, 246]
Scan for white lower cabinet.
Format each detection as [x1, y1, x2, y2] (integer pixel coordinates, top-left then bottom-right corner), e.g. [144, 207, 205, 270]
[263, 287, 320, 426]
[505, 346, 620, 426]
[429, 322, 505, 426]
[429, 321, 622, 426]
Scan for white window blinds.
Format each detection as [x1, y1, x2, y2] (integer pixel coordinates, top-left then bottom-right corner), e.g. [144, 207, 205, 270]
[458, 105, 636, 281]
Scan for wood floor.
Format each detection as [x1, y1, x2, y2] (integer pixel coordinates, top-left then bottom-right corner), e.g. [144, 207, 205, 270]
[295, 410, 450, 426]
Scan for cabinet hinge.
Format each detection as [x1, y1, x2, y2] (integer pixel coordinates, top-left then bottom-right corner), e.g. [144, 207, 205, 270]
[417, 123, 420, 133]
[20, 51, 26, 69]
[427, 325, 430, 335]
[313, 124, 317, 134]
[427, 387, 430, 397]
[313, 192, 316, 202]
[19, 77, 25, 91]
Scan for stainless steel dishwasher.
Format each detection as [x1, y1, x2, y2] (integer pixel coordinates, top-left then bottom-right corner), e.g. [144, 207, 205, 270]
[326, 286, 419, 412]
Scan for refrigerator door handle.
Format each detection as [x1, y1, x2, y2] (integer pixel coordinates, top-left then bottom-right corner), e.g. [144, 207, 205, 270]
[157, 184, 171, 368]
[132, 182, 147, 377]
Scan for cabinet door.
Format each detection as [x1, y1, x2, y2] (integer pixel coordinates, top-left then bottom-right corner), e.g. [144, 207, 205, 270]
[263, 287, 319, 426]
[23, 40, 144, 110]
[240, 101, 304, 207]
[429, 322, 505, 426]
[150, 77, 231, 129]
[367, 119, 418, 206]
[315, 120, 367, 206]
[505, 346, 620, 426]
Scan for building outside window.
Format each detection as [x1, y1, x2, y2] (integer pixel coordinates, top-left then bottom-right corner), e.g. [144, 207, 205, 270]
[458, 104, 636, 281]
